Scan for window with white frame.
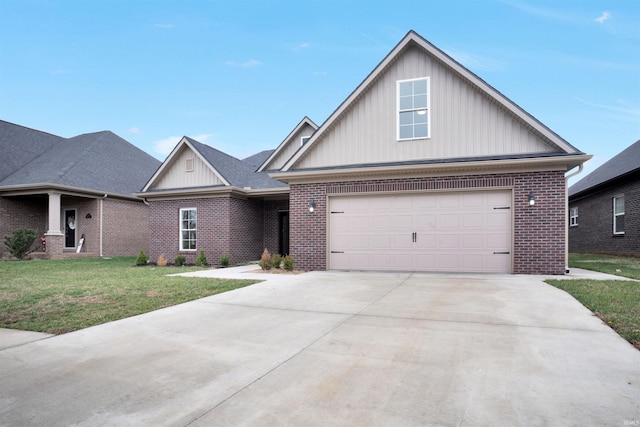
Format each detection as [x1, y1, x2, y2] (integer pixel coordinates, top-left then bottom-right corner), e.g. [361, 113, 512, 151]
[397, 77, 430, 140]
[180, 208, 197, 250]
[301, 136, 311, 146]
[569, 207, 578, 227]
[613, 195, 624, 235]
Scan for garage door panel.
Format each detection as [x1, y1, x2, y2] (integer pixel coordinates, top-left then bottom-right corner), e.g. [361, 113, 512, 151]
[329, 190, 512, 273]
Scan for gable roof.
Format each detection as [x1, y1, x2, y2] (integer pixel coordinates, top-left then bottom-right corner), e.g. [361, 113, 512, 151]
[281, 30, 584, 172]
[141, 136, 287, 194]
[243, 149, 275, 168]
[569, 139, 640, 197]
[257, 116, 318, 172]
[0, 120, 161, 197]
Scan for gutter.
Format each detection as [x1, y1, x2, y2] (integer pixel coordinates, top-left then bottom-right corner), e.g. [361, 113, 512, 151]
[564, 164, 584, 273]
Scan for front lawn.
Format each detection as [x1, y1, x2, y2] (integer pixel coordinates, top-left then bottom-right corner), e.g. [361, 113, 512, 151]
[0, 257, 258, 334]
[546, 253, 640, 350]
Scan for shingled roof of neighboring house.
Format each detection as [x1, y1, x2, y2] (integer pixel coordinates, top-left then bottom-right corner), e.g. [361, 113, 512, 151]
[0, 120, 161, 197]
[569, 140, 640, 197]
[187, 138, 286, 189]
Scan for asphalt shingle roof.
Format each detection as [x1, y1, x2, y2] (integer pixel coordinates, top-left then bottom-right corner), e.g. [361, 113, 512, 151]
[0, 120, 161, 196]
[569, 140, 640, 197]
[187, 138, 286, 189]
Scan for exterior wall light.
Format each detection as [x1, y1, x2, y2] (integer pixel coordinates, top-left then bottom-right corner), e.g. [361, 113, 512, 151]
[309, 200, 316, 213]
[528, 192, 535, 206]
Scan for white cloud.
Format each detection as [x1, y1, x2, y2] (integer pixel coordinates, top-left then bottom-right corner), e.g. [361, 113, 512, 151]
[312, 71, 327, 76]
[594, 11, 610, 24]
[154, 23, 175, 29]
[129, 127, 143, 134]
[446, 48, 505, 72]
[224, 59, 263, 68]
[292, 42, 310, 51]
[152, 133, 214, 156]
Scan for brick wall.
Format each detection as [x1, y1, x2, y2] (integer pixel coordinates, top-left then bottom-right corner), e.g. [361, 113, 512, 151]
[101, 198, 150, 256]
[229, 198, 265, 263]
[0, 196, 47, 257]
[569, 174, 639, 255]
[290, 170, 567, 274]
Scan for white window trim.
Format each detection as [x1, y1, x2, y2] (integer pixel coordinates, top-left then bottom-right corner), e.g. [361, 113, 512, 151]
[569, 207, 578, 227]
[397, 76, 431, 141]
[613, 195, 624, 235]
[301, 136, 311, 146]
[179, 208, 197, 251]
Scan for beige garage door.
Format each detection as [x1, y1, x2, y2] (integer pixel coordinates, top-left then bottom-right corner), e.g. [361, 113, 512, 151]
[329, 190, 512, 273]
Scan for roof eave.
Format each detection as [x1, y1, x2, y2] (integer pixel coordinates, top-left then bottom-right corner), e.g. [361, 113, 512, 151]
[0, 183, 142, 200]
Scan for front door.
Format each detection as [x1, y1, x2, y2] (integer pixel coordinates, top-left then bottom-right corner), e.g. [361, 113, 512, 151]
[64, 209, 77, 249]
[278, 211, 289, 256]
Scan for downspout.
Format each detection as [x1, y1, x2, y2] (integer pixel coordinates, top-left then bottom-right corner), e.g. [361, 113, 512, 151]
[565, 164, 583, 273]
[100, 194, 107, 257]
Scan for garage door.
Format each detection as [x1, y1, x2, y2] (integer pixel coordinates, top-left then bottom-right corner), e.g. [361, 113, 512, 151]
[328, 190, 512, 273]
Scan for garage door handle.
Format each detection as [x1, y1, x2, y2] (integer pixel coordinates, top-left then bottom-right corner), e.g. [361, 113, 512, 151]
[412, 232, 417, 243]
[331, 251, 344, 254]
[493, 252, 510, 254]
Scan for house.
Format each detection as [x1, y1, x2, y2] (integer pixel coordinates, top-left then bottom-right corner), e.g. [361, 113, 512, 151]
[568, 140, 639, 256]
[0, 120, 161, 259]
[139, 117, 318, 265]
[141, 30, 590, 274]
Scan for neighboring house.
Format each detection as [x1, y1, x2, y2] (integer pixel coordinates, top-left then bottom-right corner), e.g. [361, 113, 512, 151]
[568, 140, 639, 256]
[0, 120, 161, 259]
[141, 30, 590, 274]
[139, 117, 318, 265]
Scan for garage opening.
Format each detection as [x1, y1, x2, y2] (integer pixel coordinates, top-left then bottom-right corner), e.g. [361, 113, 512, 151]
[328, 190, 512, 273]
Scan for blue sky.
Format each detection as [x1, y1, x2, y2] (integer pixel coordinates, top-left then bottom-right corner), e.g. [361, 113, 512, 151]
[1, 0, 638, 185]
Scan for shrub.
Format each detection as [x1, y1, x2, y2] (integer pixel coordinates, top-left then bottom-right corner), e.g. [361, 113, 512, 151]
[271, 253, 283, 269]
[157, 254, 167, 266]
[283, 255, 294, 271]
[135, 250, 148, 266]
[259, 248, 271, 270]
[195, 249, 208, 267]
[174, 255, 186, 266]
[4, 228, 37, 260]
[220, 252, 230, 267]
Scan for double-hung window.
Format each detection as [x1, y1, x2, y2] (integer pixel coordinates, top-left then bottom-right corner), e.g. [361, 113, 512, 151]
[569, 207, 578, 227]
[180, 208, 197, 250]
[398, 77, 430, 140]
[613, 195, 624, 235]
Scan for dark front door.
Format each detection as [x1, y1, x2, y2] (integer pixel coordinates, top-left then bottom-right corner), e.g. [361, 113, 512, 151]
[64, 209, 76, 248]
[278, 211, 289, 256]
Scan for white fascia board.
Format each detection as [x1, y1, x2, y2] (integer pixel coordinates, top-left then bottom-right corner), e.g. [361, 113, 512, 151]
[257, 116, 318, 172]
[183, 138, 231, 186]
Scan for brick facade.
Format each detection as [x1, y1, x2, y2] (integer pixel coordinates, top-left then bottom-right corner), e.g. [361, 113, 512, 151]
[0, 195, 149, 259]
[569, 173, 640, 255]
[149, 196, 289, 266]
[290, 170, 567, 275]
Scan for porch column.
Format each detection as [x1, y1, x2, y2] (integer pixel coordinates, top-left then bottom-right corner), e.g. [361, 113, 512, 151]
[45, 192, 64, 259]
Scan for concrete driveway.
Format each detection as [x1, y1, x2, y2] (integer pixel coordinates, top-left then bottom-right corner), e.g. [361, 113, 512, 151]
[1, 268, 638, 426]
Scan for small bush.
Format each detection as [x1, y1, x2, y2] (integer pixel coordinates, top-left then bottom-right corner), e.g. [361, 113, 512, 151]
[283, 255, 294, 271]
[259, 248, 271, 270]
[174, 255, 186, 266]
[271, 253, 283, 269]
[195, 249, 208, 267]
[4, 228, 37, 260]
[220, 252, 230, 267]
[157, 254, 167, 266]
[135, 250, 148, 266]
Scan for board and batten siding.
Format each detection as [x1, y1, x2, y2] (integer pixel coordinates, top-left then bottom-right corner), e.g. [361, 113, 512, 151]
[264, 123, 316, 171]
[295, 45, 557, 169]
[150, 145, 224, 190]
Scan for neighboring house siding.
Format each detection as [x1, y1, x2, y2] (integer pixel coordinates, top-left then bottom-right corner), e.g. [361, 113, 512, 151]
[290, 171, 566, 274]
[294, 46, 556, 169]
[569, 175, 640, 255]
[151, 146, 224, 190]
[0, 196, 47, 256]
[101, 198, 150, 257]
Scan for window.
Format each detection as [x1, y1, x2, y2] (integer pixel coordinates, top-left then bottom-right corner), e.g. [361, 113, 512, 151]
[613, 195, 624, 235]
[569, 207, 578, 227]
[185, 158, 194, 172]
[301, 136, 311, 146]
[397, 77, 430, 140]
[180, 208, 197, 250]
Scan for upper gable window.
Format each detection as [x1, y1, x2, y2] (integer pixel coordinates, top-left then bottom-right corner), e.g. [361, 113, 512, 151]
[397, 77, 430, 140]
[301, 136, 311, 146]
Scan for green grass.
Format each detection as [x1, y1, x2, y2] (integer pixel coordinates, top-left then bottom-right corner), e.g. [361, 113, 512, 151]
[568, 253, 640, 280]
[0, 257, 258, 334]
[546, 253, 640, 350]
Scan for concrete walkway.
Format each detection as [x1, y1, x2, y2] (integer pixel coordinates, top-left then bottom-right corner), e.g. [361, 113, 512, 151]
[0, 268, 638, 426]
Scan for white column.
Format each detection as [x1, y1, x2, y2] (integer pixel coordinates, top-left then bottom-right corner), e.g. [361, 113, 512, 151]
[46, 192, 63, 235]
